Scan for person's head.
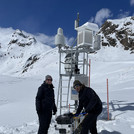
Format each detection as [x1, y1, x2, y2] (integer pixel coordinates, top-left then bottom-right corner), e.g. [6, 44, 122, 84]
[45, 75, 53, 85]
[73, 80, 82, 92]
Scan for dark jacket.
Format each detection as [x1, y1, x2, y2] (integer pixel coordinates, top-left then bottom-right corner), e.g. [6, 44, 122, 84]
[76, 85, 102, 115]
[36, 82, 57, 113]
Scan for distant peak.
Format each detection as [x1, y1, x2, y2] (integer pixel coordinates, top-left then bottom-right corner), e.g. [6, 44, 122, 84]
[99, 16, 134, 53]
[9, 29, 37, 47]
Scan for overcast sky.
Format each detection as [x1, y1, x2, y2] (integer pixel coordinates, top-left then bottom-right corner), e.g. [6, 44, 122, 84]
[0, 0, 134, 44]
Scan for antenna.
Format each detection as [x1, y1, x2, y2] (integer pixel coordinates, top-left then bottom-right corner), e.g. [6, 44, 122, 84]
[75, 12, 80, 29]
[77, 12, 80, 27]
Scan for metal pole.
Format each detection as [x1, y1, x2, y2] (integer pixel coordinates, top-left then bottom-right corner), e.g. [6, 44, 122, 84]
[107, 78, 109, 120]
[59, 48, 61, 75]
[57, 48, 61, 106]
[83, 52, 85, 75]
[77, 12, 80, 27]
[86, 53, 88, 76]
[60, 76, 62, 115]
[89, 59, 91, 87]
[56, 78, 60, 115]
[66, 76, 71, 107]
[66, 47, 73, 107]
[58, 47, 62, 115]
[75, 12, 79, 68]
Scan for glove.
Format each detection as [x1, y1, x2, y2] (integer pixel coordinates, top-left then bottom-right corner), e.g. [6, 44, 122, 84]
[53, 108, 57, 115]
[53, 104, 57, 115]
[37, 110, 41, 115]
[53, 111, 57, 115]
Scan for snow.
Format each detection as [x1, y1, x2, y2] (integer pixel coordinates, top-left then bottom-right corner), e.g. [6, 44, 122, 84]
[0, 44, 134, 133]
[76, 22, 99, 32]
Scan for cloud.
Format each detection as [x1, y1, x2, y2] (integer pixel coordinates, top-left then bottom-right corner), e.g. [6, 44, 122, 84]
[34, 33, 75, 47]
[130, 0, 134, 6]
[65, 37, 75, 46]
[88, 17, 94, 23]
[89, 8, 112, 26]
[117, 11, 130, 19]
[34, 33, 55, 46]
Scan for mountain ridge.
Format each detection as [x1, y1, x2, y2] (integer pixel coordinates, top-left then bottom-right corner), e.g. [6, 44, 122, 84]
[0, 16, 134, 76]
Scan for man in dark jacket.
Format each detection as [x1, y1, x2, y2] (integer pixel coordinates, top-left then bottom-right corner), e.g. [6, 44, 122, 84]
[73, 80, 102, 134]
[36, 75, 57, 134]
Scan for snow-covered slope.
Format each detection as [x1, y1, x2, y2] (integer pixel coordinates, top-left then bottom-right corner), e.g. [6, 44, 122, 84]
[0, 46, 134, 134]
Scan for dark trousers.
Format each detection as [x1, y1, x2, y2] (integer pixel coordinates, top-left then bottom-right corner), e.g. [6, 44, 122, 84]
[80, 113, 98, 134]
[38, 111, 52, 134]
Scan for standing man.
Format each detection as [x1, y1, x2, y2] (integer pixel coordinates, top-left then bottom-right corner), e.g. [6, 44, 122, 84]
[73, 80, 102, 134]
[36, 75, 57, 134]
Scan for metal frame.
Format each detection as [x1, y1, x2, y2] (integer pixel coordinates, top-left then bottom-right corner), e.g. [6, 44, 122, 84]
[57, 46, 91, 115]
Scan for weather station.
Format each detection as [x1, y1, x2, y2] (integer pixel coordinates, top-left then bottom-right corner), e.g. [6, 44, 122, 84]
[54, 13, 101, 134]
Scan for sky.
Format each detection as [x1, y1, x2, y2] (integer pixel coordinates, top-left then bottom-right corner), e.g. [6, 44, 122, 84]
[0, 0, 134, 45]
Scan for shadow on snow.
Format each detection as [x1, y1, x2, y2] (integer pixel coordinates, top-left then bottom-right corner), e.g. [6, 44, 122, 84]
[98, 100, 134, 120]
[97, 100, 134, 134]
[99, 130, 121, 134]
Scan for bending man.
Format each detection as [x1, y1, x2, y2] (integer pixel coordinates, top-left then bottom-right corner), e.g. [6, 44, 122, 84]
[73, 80, 102, 134]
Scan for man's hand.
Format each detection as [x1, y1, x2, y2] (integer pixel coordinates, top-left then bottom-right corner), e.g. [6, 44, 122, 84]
[37, 110, 41, 115]
[53, 105, 57, 115]
[73, 113, 79, 117]
[53, 111, 56, 115]
[53, 109, 57, 115]
[81, 112, 87, 116]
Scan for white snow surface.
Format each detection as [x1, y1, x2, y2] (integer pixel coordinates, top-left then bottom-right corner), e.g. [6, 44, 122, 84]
[0, 28, 134, 133]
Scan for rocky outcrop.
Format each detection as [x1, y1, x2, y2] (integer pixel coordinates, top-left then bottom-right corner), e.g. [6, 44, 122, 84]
[8, 29, 37, 47]
[99, 16, 134, 53]
[22, 55, 39, 73]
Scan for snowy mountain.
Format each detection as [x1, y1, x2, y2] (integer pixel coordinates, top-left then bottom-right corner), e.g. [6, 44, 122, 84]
[0, 28, 52, 76]
[99, 16, 134, 53]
